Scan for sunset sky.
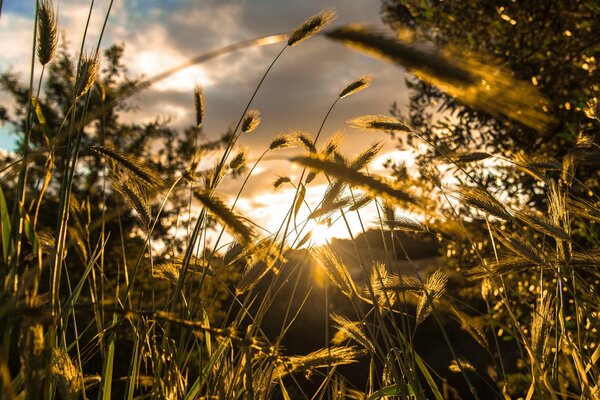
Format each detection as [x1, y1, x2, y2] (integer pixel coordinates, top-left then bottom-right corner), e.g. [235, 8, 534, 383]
[0, 0, 414, 243]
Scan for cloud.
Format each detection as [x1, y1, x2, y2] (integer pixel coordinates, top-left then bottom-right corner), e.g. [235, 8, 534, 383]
[0, 0, 414, 237]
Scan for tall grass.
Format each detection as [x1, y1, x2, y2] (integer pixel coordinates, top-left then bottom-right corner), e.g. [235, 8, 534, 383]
[1, 3, 599, 400]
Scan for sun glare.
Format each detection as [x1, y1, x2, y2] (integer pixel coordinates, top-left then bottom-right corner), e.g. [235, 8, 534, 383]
[307, 221, 333, 247]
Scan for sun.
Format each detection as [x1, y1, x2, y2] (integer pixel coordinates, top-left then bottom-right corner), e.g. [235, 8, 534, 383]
[308, 222, 333, 247]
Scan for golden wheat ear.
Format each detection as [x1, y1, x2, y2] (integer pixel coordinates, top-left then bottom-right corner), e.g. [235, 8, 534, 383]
[416, 269, 448, 325]
[193, 84, 205, 128]
[327, 24, 553, 131]
[89, 146, 166, 190]
[37, 0, 58, 66]
[338, 75, 372, 99]
[347, 114, 411, 132]
[241, 109, 261, 133]
[287, 8, 336, 47]
[193, 190, 254, 245]
[280, 346, 363, 377]
[269, 134, 294, 150]
[75, 52, 100, 98]
[292, 154, 415, 205]
[110, 173, 151, 228]
[330, 313, 375, 353]
[455, 185, 512, 220]
[311, 247, 357, 299]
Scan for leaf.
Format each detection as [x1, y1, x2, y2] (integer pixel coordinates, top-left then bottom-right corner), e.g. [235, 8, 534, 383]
[31, 96, 52, 146]
[366, 384, 415, 400]
[294, 184, 306, 231]
[0, 184, 12, 263]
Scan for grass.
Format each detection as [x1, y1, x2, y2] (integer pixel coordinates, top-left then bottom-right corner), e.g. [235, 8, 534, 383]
[1, 2, 600, 399]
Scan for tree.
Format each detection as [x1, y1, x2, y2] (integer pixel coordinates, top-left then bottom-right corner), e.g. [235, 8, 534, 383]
[381, 0, 600, 197]
[377, 2, 600, 397]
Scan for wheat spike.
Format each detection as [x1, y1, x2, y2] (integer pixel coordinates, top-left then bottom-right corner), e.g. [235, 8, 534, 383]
[449, 358, 475, 373]
[495, 232, 546, 264]
[90, 145, 165, 190]
[347, 115, 411, 132]
[241, 109, 261, 133]
[287, 8, 336, 47]
[327, 24, 553, 131]
[309, 197, 351, 219]
[531, 293, 554, 368]
[236, 239, 286, 294]
[281, 346, 362, 377]
[350, 142, 383, 170]
[348, 194, 373, 211]
[450, 151, 491, 163]
[273, 176, 291, 189]
[457, 185, 512, 220]
[515, 208, 570, 241]
[154, 256, 214, 284]
[292, 154, 415, 205]
[229, 150, 248, 171]
[269, 134, 294, 150]
[193, 190, 254, 245]
[111, 173, 151, 227]
[331, 314, 375, 353]
[569, 198, 600, 222]
[312, 247, 357, 298]
[584, 96, 600, 121]
[416, 269, 447, 325]
[294, 131, 317, 153]
[338, 75, 372, 99]
[193, 84, 205, 128]
[37, 0, 58, 65]
[75, 52, 99, 98]
[448, 304, 488, 348]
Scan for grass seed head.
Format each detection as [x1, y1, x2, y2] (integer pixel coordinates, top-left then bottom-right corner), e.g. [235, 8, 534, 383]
[347, 115, 411, 132]
[75, 52, 100, 98]
[37, 0, 58, 65]
[193, 84, 205, 128]
[242, 109, 261, 133]
[288, 8, 336, 47]
[269, 134, 294, 150]
[338, 75, 372, 99]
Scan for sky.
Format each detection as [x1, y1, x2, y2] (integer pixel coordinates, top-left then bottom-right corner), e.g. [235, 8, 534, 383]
[0, 0, 414, 244]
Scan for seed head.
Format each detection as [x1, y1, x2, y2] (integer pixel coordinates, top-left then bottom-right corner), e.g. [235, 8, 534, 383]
[75, 52, 100, 98]
[269, 134, 293, 150]
[193, 84, 205, 128]
[288, 8, 336, 47]
[338, 75, 372, 99]
[229, 150, 247, 171]
[273, 176, 291, 189]
[37, 0, 58, 65]
[347, 115, 411, 132]
[584, 97, 600, 121]
[241, 109, 261, 133]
